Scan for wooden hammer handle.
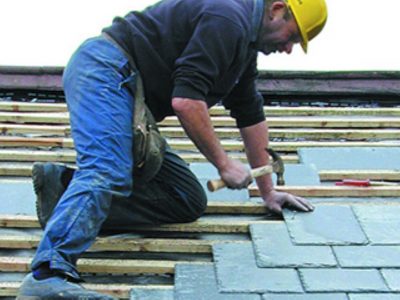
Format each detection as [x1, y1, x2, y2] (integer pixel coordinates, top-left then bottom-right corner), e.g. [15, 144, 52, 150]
[207, 165, 273, 192]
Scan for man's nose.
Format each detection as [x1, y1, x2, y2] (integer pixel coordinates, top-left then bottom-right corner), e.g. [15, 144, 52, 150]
[284, 42, 293, 54]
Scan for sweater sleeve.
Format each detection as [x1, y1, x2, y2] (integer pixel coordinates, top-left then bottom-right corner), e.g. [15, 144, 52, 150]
[172, 14, 246, 101]
[223, 53, 266, 128]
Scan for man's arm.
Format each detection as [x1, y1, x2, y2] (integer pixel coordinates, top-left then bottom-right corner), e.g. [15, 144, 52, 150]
[240, 120, 314, 214]
[172, 97, 252, 189]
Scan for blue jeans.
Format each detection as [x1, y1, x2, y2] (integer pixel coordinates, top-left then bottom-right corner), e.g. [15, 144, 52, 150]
[31, 36, 207, 280]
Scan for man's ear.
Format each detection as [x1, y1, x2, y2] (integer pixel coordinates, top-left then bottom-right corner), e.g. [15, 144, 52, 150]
[269, 1, 288, 20]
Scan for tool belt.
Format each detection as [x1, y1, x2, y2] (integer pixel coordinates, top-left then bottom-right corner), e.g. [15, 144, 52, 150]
[102, 33, 166, 182]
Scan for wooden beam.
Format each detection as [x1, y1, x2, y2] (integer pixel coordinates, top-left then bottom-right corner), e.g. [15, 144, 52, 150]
[0, 149, 299, 164]
[2, 112, 400, 128]
[250, 185, 400, 197]
[3, 102, 400, 116]
[0, 123, 70, 136]
[0, 281, 172, 299]
[319, 170, 400, 181]
[0, 256, 210, 274]
[160, 127, 400, 140]
[160, 116, 400, 128]
[0, 235, 248, 253]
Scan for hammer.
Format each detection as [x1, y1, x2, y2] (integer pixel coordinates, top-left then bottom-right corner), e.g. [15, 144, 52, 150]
[207, 148, 285, 192]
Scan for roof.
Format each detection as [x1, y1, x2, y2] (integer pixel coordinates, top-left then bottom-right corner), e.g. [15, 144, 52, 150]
[0, 68, 399, 299]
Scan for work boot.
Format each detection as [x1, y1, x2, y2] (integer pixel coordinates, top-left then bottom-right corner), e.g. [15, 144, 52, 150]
[32, 162, 74, 229]
[17, 273, 117, 299]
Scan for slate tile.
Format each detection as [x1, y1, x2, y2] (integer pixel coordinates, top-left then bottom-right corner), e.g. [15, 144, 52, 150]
[334, 246, 400, 268]
[381, 269, 400, 291]
[300, 269, 388, 292]
[271, 164, 320, 186]
[283, 205, 368, 245]
[190, 163, 219, 179]
[349, 294, 400, 300]
[263, 294, 348, 300]
[353, 205, 400, 245]
[250, 223, 336, 268]
[298, 147, 400, 170]
[0, 180, 35, 215]
[213, 243, 303, 293]
[130, 287, 173, 300]
[174, 264, 260, 300]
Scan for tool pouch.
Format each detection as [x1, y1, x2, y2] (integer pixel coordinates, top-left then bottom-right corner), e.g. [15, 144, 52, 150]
[133, 85, 166, 182]
[131, 72, 166, 182]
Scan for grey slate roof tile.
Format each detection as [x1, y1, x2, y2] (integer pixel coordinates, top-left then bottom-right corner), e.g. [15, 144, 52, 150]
[334, 246, 400, 268]
[213, 242, 303, 293]
[174, 264, 260, 300]
[381, 269, 400, 291]
[299, 268, 389, 292]
[352, 205, 400, 245]
[250, 223, 337, 268]
[298, 147, 400, 170]
[283, 205, 368, 245]
[262, 294, 348, 300]
[0, 181, 35, 215]
[348, 294, 400, 300]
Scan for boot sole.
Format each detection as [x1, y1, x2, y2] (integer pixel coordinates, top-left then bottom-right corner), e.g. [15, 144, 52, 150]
[32, 162, 46, 229]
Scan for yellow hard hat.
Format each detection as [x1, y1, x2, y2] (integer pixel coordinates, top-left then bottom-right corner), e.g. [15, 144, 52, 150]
[286, 0, 328, 53]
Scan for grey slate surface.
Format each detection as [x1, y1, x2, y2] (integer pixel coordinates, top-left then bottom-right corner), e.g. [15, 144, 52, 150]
[334, 246, 400, 268]
[263, 294, 348, 300]
[213, 242, 303, 293]
[283, 205, 368, 245]
[299, 269, 389, 292]
[250, 223, 336, 268]
[353, 205, 400, 245]
[381, 269, 400, 291]
[0, 180, 35, 215]
[174, 264, 260, 300]
[349, 295, 400, 300]
[298, 147, 400, 170]
[130, 288, 173, 300]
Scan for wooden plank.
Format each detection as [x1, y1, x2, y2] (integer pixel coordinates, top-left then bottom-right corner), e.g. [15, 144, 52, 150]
[0, 163, 32, 176]
[0, 123, 70, 136]
[0, 112, 69, 124]
[0, 102, 66, 112]
[160, 127, 400, 140]
[0, 215, 276, 232]
[2, 112, 400, 128]
[0, 256, 208, 274]
[3, 102, 400, 116]
[319, 170, 400, 181]
[160, 116, 400, 128]
[208, 106, 400, 117]
[0, 281, 171, 299]
[0, 149, 299, 164]
[0, 281, 171, 298]
[3, 137, 399, 152]
[0, 235, 244, 253]
[250, 185, 400, 197]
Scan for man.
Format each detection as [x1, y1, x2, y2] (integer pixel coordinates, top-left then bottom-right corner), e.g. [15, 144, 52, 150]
[17, 0, 327, 298]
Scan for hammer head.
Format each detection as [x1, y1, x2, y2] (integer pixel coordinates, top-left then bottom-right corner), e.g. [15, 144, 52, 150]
[266, 148, 285, 185]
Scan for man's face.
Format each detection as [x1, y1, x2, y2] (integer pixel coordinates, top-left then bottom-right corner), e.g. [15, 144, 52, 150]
[258, 2, 302, 55]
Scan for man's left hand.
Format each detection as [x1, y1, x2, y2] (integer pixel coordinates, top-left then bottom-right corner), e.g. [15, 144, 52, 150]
[263, 190, 314, 215]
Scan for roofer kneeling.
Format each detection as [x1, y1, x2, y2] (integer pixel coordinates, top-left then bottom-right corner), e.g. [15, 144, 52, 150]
[17, 0, 327, 298]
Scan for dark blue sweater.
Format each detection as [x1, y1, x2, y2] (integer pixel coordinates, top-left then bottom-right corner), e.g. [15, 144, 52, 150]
[103, 0, 265, 128]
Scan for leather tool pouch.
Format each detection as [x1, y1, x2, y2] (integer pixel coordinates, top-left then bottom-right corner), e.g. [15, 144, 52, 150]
[132, 80, 166, 182]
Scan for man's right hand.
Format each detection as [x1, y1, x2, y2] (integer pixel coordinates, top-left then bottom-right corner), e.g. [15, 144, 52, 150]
[218, 158, 252, 189]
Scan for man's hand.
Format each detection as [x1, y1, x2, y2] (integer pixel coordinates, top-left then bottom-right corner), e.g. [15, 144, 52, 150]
[219, 158, 252, 189]
[264, 189, 314, 215]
